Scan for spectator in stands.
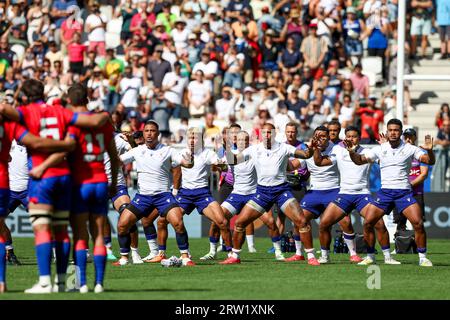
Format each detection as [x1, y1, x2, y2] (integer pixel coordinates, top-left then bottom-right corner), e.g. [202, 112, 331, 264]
[162, 61, 188, 119]
[60, 5, 83, 54]
[187, 69, 211, 118]
[436, 0, 450, 59]
[86, 2, 107, 57]
[357, 95, 384, 144]
[67, 32, 87, 75]
[410, 0, 434, 59]
[435, 119, 450, 148]
[279, 36, 303, 79]
[350, 63, 370, 99]
[215, 87, 238, 121]
[119, 65, 142, 112]
[147, 44, 171, 88]
[300, 23, 328, 81]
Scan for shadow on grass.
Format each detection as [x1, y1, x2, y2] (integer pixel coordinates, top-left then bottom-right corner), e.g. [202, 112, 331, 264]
[104, 288, 213, 293]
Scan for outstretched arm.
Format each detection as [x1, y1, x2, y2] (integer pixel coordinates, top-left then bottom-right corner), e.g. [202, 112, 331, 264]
[313, 147, 333, 166]
[344, 139, 370, 165]
[0, 103, 21, 122]
[21, 133, 76, 153]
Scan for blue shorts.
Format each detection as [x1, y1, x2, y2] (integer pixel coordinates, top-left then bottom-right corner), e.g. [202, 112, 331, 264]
[333, 194, 372, 215]
[128, 192, 179, 218]
[8, 190, 28, 213]
[176, 187, 215, 215]
[300, 188, 340, 218]
[0, 188, 10, 217]
[249, 183, 295, 214]
[372, 189, 417, 214]
[71, 182, 109, 215]
[28, 175, 72, 211]
[222, 193, 254, 216]
[110, 185, 129, 203]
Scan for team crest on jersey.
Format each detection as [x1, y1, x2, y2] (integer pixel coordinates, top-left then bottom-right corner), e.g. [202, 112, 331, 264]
[283, 193, 288, 197]
[229, 196, 233, 200]
[205, 198, 209, 201]
[336, 198, 341, 203]
[166, 199, 171, 203]
[365, 197, 368, 201]
[407, 198, 411, 202]
[302, 201, 306, 206]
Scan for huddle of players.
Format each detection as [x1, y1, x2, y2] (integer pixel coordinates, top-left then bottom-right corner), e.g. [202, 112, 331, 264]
[0, 79, 435, 294]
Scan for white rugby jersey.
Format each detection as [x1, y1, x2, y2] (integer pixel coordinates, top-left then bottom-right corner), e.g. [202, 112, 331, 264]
[9, 140, 28, 192]
[365, 141, 425, 190]
[303, 142, 340, 190]
[231, 158, 257, 195]
[330, 144, 370, 194]
[104, 133, 131, 187]
[176, 148, 219, 190]
[120, 143, 178, 195]
[241, 142, 297, 187]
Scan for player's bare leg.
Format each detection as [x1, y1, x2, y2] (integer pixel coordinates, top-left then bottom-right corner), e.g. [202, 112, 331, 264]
[402, 203, 432, 267]
[259, 210, 285, 260]
[282, 201, 319, 266]
[165, 207, 194, 266]
[202, 202, 232, 251]
[115, 208, 139, 266]
[72, 213, 90, 293]
[89, 214, 107, 292]
[0, 217, 8, 293]
[200, 207, 232, 260]
[24, 202, 55, 293]
[220, 204, 262, 264]
[141, 210, 160, 261]
[318, 204, 362, 264]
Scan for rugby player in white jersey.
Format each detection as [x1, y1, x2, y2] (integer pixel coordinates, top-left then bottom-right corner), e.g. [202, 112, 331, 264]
[286, 126, 346, 265]
[3, 140, 29, 265]
[116, 121, 195, 266]
[313, 126, 398, 264]
[345, 119, 435, 267]
[157, 127, 232, 257]
[201, 130, 287, 261]
[220, 123, 316, 265]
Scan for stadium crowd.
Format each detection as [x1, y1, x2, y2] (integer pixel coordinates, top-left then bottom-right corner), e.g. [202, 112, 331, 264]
[0, 0, 448, 294]
[0, 0, 448, 146]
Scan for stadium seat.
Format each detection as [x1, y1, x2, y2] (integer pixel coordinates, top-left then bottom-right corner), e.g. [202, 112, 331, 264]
[107, 18, 123, 34]
[100, 5, 114, 22]
[363, 71, 377, 87]
[362, 56, 383, 85]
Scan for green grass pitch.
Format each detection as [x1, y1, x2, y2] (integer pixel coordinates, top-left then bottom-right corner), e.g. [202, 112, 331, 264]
[2, 238, 450, 300]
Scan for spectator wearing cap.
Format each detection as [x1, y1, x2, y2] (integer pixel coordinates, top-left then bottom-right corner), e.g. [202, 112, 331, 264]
[280, 8, 306, 50]
[128, 110, 145, 131]
[238, 86, 258, 120]
[356, 94, 384, 144]
[278, 36, 303, 78]
[187, 69, 211, 118]
[207, 6, 224, 35]
[60, 4, 83, 54]
[162, 61, 188, 119]
[130, 0, 155, 37]
[300, 23, 328, 81]
[342, 6, 365, 66]
[156, 1, 177, 33]
[183, 0, 207, 21]
[215, 87, 238, 121]
[86, 2, 107, 57]
[192, 48, 218, 94]
[171, 19, 189, 55]
[181, 6, 200, 32]
[147, 44, 171, 88]
[67, 32, 87, 75]
[349, 63, 370, 99]
[435, 119, 450, 148]
[116, 0, 138, 42]
[222, 45, 245, 90]
[119, 65, 142, 111]
[261, 29, 280, 72]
